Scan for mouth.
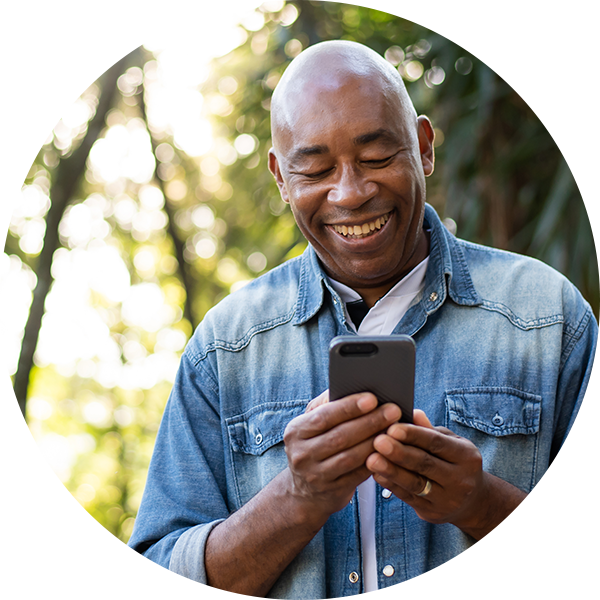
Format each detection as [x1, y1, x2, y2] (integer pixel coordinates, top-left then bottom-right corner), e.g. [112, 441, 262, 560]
[331, 212, 391, 240]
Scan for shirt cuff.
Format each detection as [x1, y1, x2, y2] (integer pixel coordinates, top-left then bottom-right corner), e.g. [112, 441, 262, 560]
[545, 503, 592, 600]
[169, 519, 226, 583]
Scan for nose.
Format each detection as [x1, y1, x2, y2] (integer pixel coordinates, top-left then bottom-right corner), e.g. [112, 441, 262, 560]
[326, 164, 378, 208]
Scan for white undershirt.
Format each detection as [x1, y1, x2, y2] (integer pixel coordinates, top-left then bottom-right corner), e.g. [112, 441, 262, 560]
[328, 257, 429, 592]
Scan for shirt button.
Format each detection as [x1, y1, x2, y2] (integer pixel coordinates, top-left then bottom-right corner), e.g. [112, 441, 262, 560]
[348, 572, 359, 584]
[381, 488, 392, 499]
[255, 433, 263, 445]
[383, 565, 395, 577]
[429, 292, 438, 302]
[492, 413, 504, 426]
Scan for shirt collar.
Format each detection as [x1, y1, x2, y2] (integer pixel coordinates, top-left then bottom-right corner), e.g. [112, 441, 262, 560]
[422, 203, 481, 311]
[292, 203, 481, 325]
[327, 257, 429, 304]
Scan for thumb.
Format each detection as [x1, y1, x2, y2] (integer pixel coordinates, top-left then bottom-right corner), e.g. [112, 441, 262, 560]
[413, 409, 434, 429]
[305, 389, 329, 413]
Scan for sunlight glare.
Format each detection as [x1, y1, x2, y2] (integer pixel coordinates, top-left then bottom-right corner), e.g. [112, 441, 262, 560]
[88, 122, 155, 184]
[143, 2, 262, 156]
[121, 283, 173, 332]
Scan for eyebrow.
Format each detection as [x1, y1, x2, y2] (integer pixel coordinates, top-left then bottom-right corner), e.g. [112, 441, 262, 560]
[352, 128, 398, 146]
[289, 144, 329, 164]
[289, 129, 399, 165]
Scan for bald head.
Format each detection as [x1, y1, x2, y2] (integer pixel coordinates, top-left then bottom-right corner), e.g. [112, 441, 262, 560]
[271, 40, 417, 150]
[266, 40, 435, 300]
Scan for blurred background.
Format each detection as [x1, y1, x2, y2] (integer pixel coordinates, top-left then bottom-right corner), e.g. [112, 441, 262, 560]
[2, 0, 597, 544]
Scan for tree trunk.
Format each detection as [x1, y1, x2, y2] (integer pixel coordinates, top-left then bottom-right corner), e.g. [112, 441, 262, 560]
[14, 49, 140, 418]
[136, 81, 197, 329]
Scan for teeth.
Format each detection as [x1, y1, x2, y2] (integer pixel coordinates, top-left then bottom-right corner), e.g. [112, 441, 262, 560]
[333, 213, 390, 238]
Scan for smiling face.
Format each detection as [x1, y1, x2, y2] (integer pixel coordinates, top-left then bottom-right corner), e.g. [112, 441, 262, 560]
[269, 44, 434, 305]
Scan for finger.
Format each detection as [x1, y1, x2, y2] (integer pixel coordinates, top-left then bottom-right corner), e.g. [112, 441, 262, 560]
[292, 393, 392, 439]
[320, 435, 380, 480]
[304, 403, 402, 461]
[305, 390, 329, 413]
[384, 422, 465, 463]
[290, 434, 376, 493]
[372, 472, 437, 505]
[369, 436, 451, 483]
[413, 409, 434, 428]
[367, 453, 437, 498]
[373, 474, 438, 510]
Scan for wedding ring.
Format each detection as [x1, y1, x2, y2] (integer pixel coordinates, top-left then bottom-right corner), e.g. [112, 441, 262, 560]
[416, 479, 432, 497]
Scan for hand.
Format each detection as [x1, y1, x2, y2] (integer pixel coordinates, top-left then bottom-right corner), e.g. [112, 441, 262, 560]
[366, 410, 526, 539]
[283, 391, 401, 521]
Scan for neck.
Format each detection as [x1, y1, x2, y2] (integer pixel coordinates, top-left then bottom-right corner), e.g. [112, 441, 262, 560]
[351, 230, 430, 308]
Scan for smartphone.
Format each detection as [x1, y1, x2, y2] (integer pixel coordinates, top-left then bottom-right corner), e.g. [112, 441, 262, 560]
[329, 335, 415, 424]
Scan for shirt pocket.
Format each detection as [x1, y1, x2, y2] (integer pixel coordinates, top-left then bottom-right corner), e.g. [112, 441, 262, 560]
[445, 387, 542, 492]
[226, 400, 307, 509]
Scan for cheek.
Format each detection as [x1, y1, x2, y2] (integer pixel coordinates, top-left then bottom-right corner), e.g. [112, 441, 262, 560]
[288, 190, 322, 229]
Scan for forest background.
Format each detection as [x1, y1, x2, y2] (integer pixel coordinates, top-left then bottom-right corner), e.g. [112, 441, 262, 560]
[2, 0, 598, 545]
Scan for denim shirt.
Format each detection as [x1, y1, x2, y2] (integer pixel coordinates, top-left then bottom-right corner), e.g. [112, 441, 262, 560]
[128, 204, 597, 598]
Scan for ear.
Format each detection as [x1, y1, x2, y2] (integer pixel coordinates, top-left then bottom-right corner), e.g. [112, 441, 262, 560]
[268, 148, 290, 203]
[417, 115, 435, 177]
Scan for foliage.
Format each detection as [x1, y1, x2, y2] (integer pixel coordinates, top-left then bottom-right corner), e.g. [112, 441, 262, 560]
[203, 0, 598, 310]
[5, 1, 597, 543]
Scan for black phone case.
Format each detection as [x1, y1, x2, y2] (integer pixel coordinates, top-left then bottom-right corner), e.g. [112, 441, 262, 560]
[329, 335, 415, 424]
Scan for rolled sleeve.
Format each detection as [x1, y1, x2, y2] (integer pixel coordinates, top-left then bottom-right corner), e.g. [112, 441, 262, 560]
[169, 520, 226, 583]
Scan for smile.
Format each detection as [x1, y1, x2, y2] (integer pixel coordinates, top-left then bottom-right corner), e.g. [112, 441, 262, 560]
[332, 212, 391, 239]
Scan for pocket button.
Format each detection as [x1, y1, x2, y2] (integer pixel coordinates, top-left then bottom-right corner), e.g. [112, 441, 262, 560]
[255, 433, 263, 445]
[492, 413, 504, 426]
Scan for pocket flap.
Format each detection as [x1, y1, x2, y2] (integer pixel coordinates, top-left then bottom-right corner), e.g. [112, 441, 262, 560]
[227, 400, 308, 455]
[445, 387, 541, 436]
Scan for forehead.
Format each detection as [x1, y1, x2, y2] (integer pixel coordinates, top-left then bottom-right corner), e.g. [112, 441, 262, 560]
[276, 74, 413, 156]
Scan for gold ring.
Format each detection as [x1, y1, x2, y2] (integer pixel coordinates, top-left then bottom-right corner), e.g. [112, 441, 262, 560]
[416, 479, 432, 497]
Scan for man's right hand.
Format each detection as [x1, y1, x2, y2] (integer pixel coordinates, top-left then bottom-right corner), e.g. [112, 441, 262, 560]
[283, 391, 402, 521]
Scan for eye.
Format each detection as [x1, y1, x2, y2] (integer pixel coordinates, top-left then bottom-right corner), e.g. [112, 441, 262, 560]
[301, 167, 334, 179]
[363, 155, 394, 166]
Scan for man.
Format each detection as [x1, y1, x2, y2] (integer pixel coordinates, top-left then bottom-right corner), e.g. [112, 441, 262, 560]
[128, 41, 597, 597]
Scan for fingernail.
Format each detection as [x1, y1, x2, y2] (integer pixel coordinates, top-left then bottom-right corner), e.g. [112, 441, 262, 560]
[376, 437, 393, 455]
[389, 424, 406, 441]
[357, 394, 377, 411]
[383, 404, 401, 421]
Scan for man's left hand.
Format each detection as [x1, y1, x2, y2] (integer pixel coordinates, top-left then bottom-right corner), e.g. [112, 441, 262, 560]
[366, 410, 527, 540]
